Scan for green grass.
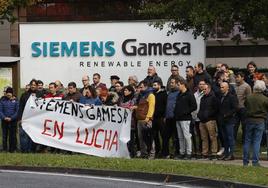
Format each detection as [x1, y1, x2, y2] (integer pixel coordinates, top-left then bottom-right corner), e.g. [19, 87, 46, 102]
[0, 153, 267, 186]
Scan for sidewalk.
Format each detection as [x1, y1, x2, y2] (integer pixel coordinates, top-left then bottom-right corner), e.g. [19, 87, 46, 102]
[184, 158, 268, 167]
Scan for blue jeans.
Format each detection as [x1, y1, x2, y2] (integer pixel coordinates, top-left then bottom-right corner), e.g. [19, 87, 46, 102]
[243, 121, 265, 165]
[223, 121, 235, 157]
[19, 126, 33, 153]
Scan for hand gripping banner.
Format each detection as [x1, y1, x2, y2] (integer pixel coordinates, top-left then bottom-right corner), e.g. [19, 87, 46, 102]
[22, 95, 131, 158]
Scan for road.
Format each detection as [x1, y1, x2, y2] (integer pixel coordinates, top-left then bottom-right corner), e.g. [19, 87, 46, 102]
[0, 170, 198, 188]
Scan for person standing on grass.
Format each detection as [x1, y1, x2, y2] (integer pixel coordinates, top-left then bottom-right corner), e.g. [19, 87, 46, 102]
[234, 72, 252, 144]
[162, 78, 180, 158]
[152, 80, 167, 158]
[191, 80, 206, 158]
[243, 80, 268, 167]
[0, 87, 19, 152]
[197, 83, 219, 160]
[174, 79, 197, 160]
[135, 81, 155, 159]
[218, 82, 238, 161]
[18, 79, 38, 153]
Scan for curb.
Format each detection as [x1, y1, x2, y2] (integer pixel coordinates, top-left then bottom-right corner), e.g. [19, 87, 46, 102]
[0, 166, 266, 188]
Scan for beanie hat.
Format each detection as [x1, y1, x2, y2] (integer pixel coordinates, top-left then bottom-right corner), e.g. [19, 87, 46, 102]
[5, 87, 13, 94]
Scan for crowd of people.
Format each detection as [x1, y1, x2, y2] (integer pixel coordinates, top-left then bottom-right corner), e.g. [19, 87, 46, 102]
[1, 61, 268, 167]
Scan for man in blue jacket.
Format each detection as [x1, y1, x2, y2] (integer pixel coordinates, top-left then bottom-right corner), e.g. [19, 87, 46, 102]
[0, 87, 19, 152]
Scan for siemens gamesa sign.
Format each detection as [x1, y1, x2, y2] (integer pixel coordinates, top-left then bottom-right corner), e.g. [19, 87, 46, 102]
[20, 22, 204, 87]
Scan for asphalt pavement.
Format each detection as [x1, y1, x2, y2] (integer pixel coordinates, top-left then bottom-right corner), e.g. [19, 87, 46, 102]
[0, 170, 196, 188]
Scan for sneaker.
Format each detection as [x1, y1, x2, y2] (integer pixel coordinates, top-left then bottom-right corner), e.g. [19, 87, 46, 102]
[217, 148, 225, 156]
[136, 151, 141, 157]
[252, 163, 262, 167]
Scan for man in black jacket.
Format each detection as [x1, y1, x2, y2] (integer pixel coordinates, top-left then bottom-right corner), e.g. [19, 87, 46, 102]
[143, 66, 163, 87]
[197, 83, 219, 159]
[152, 80, 167, 157]
[174, 79, 197, 159]
[219, 82, 238, 160]
[193, 62, 212, 90]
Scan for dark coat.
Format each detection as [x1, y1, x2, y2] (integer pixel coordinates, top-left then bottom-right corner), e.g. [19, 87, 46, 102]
[193, 71, 212, 88]
[0, 96, 19, 121]
[218, 91, 238, 123]
[197, 91, 219, 123]
[143, 73, 163, 87]
[174, 90, 197, 121]
[153, 89, 167, 118]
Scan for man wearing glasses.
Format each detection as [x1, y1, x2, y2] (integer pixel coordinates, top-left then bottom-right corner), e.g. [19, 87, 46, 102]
[166, 65, 184, 92]
[80, 75, 90, 94]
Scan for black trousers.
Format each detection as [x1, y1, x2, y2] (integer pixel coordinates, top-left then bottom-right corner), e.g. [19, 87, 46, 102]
[152, 117, 165, 155]
[2, 121, 17, 152]
[162, 118, 180, 157]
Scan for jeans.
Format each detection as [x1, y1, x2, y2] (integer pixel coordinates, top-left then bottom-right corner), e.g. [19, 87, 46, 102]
[234, 108, 247, 143]
[223, 121, 235, 157]
[243, 121, 265, 166]
[19, 126, 33, 153]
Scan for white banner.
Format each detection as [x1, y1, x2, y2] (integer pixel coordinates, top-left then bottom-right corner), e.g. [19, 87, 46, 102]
[22, 95, 131, 158]
[20, 22, 205, 87]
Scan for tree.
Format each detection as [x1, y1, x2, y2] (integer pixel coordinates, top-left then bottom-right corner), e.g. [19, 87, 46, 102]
[140, 0, 268, 41]
[0, 0, 41, 23]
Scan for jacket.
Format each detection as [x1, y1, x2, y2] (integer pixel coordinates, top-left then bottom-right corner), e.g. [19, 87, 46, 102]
[245, 93, 268, 123]
[174, 89, 197, 121]
[165, 89, 179, 119]
[0, 96, 19, 121]
[64, 91, 82, 102]
[153, 89, 167, 118]
[143, 74, 163, 87]
[193, 71, 212, 88]
[79, 96, 102, 106]
[218, 92, 238, 123]
[136, 88, 155, 121]
[197, 91, 219, 123]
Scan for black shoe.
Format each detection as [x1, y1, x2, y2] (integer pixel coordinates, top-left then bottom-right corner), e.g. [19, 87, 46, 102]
[209, 155, 218, 160]
[174, 154, 185, 160]
[219, 155, 227, 160]
[184, 154, 192, 160]
[201, 155, 208, 160]
[224, 155, 235, 161]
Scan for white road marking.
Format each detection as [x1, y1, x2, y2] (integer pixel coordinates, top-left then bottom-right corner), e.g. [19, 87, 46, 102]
[0, 169, 192, 188]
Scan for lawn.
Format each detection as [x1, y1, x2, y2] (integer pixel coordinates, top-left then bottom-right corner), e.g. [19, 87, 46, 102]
[0, 153, 267, 186]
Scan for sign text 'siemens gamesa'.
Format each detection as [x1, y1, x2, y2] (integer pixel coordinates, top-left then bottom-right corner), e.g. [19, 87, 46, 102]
[31, 41, 115, 57]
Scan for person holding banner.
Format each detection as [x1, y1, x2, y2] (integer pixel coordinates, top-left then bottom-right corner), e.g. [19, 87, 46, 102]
[64, 82, 82, 102]
[44, 82, 64, 99]
[119, 85, 136, 158]
[18, 79, 38, 153]
[0, 87, 19, 152]
[80, 85, 102, 106]
[135, 81, 155, 159]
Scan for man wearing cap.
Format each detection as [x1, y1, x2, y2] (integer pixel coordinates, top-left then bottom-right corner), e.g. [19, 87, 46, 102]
[109, 75, 120, 92]
[0, 87, 19, 152]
